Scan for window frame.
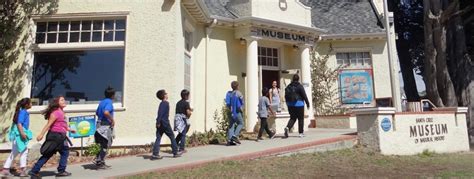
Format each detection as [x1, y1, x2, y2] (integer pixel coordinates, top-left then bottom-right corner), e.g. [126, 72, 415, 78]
[25, 13, 129, 113]
[258, 46, 280, 70]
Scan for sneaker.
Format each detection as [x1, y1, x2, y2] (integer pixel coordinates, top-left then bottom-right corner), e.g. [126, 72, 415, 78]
[178, 149, 187, 153]
[231, 136, 241, 144]
[227, 141, 237, 146]
[1, 169, 12, 176]
[270, 132, 276, 139]
[56, 171, 72, 177]
[299, 133, 305, 138]
[28, 170, 40, 178]
[150, 155, 163, 160]
[96, 163, 111, 169]
[284, 127, 289, 138]
[256, 137, 264, 141]
[173, 153, 181, 158]
[18, 169, 28, 177]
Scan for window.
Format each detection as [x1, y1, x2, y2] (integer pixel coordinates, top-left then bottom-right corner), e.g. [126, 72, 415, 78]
[31, 50, 125, 106]
[35, 19, 126, 44]
[258, 47, 278, 67]
[184, 30, 192, 90]
[31, 18, 126, 107]
[336, 52, 371, 69]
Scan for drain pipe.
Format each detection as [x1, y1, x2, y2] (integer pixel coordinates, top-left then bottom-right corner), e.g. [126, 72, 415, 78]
[204, 19, 217, 132]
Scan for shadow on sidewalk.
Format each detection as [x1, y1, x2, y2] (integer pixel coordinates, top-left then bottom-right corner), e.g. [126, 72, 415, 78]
[37, 171, 56, 177]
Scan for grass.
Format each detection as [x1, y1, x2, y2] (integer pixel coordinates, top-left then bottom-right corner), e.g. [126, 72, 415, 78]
[126, 148, 474, 178]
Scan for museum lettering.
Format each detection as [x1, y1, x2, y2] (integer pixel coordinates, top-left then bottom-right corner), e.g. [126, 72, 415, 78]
[409, 124, 448, 137]
[261, 29, 306, 42]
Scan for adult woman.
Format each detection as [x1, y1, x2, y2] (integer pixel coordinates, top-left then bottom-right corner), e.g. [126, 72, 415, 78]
[29, 96, 75, 177]
[1, 98, 32, 177]
[269, 80, 281, 113]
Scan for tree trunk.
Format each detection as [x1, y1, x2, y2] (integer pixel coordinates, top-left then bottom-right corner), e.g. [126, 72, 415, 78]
[423, 0, 458, 107]
[446, 0, 474, 130]
[398, 41, 421, 102]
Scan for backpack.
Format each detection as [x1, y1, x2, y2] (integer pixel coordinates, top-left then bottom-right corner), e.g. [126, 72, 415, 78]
[225, 91, 233, 107]
[285, 83, 299, 102]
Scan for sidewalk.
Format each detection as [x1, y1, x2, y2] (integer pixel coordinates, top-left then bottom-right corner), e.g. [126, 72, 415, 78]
[36, 128, 356, 179]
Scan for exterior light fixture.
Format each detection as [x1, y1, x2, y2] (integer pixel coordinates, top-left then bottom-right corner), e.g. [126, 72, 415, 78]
[240, 38, 246, 45]
[292, 45, 299, 51]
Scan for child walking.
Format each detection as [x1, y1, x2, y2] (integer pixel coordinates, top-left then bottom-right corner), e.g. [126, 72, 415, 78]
[151, 89, 181, 160]
[174, 89, 193, 153]
[94, 87, 116, 169]
[29, 96, 76, 177]
[1, 98, 33, 177]
[257, 88, 276, 141]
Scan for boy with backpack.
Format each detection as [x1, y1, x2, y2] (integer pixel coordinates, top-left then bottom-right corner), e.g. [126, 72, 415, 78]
[284, 74, 310, 138]
[94, 87, 116, 169]
[225, 81, 244, 145]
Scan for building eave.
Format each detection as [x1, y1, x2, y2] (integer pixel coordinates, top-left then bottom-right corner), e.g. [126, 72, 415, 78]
[320, 32, 386, 41]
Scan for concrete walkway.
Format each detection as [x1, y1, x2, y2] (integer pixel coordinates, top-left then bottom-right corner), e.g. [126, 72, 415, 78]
[35, 128, 356, 179]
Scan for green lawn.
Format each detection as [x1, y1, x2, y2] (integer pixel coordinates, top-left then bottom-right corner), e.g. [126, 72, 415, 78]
[126, 148, 474, 178]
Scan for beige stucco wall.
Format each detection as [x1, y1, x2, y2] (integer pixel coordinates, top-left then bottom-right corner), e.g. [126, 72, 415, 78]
[315, 39, 392, 106]
[0, 0, 183, 148]
[251, 0, 312, 27]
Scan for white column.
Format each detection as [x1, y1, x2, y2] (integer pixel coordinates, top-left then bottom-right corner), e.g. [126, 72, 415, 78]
[300, 46, 313, 130]
[246, 37, 259, 132]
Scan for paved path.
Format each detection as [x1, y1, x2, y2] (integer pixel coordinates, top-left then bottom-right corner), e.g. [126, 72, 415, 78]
[35, 128, 356, 179]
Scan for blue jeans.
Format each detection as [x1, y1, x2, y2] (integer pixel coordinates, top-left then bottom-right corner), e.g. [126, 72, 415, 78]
[227, 112, 244, 141]
[31, 144, 69, 174]
[152, 123, 178, 156]
[175, 125, 189, 151]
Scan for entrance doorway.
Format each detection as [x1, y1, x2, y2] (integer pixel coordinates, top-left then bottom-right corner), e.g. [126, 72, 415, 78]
[261, 70, 279, 91]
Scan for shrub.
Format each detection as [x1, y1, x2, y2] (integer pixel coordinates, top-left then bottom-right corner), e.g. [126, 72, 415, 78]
[84, 143, 101, 156]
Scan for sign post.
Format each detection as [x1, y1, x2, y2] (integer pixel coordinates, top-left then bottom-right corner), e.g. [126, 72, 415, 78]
[69, 115, 97, 156]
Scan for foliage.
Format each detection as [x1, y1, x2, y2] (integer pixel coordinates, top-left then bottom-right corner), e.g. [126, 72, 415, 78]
[186, 129, 227, 147]
[84, 143, 101, 156]
[213, 103, 230, 134]
[310, 45, 346, 115]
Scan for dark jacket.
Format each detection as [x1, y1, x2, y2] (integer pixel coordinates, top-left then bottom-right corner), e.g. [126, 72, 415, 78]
[40, 131, 66, 156]
[287, 81, 310, 107]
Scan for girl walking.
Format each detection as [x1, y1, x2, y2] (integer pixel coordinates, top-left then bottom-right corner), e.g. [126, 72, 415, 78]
[1, 98, 33, 177]
[29, 96, 76, 177]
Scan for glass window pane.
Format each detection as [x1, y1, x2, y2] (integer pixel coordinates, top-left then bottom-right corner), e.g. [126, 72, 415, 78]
[104, 20, 114, 30]
[81, 21, 91, 30]
[47, 33, 57, 43]
[258, 47, 261, 55]
[337, 59, 343, 65]
[103, 30, 113, 41]
[81, 32, 91, 42]
[115, 20, 126, 30]
[48, 22, 58, 32]
[70, 21, 80, 31]
[363, 52, 370, 58]
[36, 33, 45, 44]
[31, 49, 125, 105]
[273, 48, 278, 57]
[267, 58, 273, 66]
[92, 32, 102, 42]
[36, 22, 47, 32]
[261, 47, 267, 56]
[59, 21, 69, 31]
[69, 32, 79, 42]
[58, 33, 68, 43]
[273, 58, 278, 66]
[261, 57, 267, 66]
[115, 31, 125, 41]
[93, 20, 103, 31]
[365, 59, 372, 66]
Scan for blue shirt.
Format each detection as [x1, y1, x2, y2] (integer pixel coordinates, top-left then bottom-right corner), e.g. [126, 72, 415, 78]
[287, 100, 305, 107]
[157, 101, 170, 125]
[96, 98, 114, 125]
[17, 109, 30, 130]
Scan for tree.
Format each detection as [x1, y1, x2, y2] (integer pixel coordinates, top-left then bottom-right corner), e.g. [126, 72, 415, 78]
[311, 45, 346, 115]
[391, 0, 424, 101]
[423, 0, 474, 129]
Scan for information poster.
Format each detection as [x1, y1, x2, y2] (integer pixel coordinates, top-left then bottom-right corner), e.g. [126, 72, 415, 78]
[69, 115, 96, 138]
[339, 70, 374, 104]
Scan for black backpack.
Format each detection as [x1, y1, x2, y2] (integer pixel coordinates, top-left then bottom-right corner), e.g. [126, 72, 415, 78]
[285, 83, 299, 102]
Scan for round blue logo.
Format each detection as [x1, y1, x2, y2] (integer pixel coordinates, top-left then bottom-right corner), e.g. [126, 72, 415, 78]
[380, 118, 391, 132]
